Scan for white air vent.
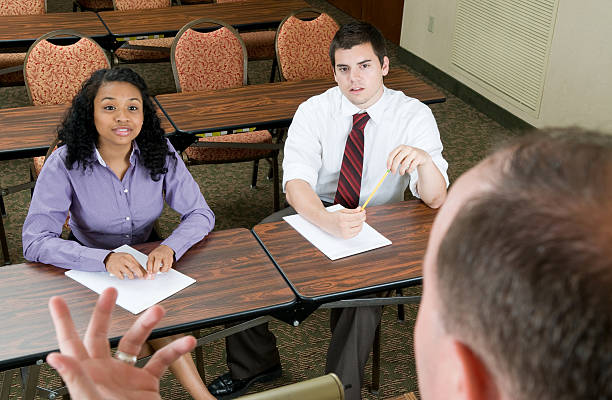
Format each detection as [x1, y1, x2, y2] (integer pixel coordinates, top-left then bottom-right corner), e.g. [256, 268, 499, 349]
[452, 0, 559, 115]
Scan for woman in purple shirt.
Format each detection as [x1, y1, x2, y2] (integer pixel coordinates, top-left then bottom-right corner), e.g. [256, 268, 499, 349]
[23, 68, 214, 399]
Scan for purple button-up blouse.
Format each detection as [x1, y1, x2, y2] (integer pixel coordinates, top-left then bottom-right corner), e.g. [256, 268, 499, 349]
[22, 140, 215, 272]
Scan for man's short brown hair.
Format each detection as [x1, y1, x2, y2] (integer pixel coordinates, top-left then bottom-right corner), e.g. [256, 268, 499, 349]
[437, 129, 612, 400]
[329, 21, 387, 67]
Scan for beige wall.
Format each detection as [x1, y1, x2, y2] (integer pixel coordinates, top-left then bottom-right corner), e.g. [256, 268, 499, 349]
[400, 0, 612, 132]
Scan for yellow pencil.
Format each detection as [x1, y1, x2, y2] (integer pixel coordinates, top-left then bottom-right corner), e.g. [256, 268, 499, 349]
[361, 169, 390, 210]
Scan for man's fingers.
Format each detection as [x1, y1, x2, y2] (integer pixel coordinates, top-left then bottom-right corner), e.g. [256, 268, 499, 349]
[48, 296, 89, 361]
[117, 305, 166, 357]
[83, 288, 117, 358]
[46, 353, 101, 399]
[145, 336, 196, 379]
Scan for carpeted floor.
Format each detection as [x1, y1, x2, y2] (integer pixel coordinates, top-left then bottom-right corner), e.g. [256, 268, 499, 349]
[0, 0, 526, 398]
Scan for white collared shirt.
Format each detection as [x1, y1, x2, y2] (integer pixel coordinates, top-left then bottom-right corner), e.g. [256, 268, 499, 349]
[282, 86, 449, 206]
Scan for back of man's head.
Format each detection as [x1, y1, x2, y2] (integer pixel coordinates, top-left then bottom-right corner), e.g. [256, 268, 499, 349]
[329, 21, 387, 67]
[437, 129, 612, 400]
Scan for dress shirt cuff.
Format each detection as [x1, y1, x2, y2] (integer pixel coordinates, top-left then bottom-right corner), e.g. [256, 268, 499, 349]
[408, 156, 450, 198]
[78, 247, 112, 272]
[160, 237, 188, 261]
[282, 165, 318, 193]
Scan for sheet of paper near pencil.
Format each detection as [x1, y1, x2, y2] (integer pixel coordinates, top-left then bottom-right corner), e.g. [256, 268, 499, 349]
[283, 204, 392, 260]
[65, 244, 196, 314]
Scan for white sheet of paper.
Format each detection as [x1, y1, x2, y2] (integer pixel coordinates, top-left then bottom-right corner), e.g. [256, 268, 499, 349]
[65, 245, 195, 314]
[283, 204, 392, 260]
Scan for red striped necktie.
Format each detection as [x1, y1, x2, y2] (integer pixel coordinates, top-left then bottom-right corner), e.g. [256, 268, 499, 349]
[334, 112, 371, 209]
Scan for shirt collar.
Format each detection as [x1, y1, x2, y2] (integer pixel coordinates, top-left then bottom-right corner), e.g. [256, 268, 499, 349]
[94, 141, 139, 167]
[339, 85, 389, 125]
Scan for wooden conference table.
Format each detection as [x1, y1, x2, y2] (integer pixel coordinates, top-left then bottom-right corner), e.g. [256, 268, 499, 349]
[0, 201, 434, 397]
[0, 11, 108, 48]
[253, 200, 435, 320]
[155, 68, 446, 147]
[0, 104, 174, 162]
[98, 0, 308, 44]
[0, 228, 294, 372]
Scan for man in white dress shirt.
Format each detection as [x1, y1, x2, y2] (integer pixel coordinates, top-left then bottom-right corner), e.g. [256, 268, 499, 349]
[208, 21, 449, 400]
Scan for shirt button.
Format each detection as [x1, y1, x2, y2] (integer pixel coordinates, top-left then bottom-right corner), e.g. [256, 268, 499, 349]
[125, 217, 130, 221]
[124, 189, 128, 193]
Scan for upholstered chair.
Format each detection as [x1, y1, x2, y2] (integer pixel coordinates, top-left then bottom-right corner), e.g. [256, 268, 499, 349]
[275, 8, 339, 81]
[171, 18, 279, 210]
[24, 29, 110, 185]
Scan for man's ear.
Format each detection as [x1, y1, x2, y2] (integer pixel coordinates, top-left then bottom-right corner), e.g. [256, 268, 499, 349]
[382, 56, 390, 76]
[452, 340, 502, 400]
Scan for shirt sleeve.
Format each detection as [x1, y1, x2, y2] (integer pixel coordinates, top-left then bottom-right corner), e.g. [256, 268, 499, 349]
[22, 151, 111, 272]
[282, 100, 323, 192]
[160, 141, 215, 260]
[405, 106, 449, 198]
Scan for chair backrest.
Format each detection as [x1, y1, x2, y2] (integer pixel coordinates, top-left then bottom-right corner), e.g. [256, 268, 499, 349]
[24, 30, 111, 106]
[171, 18, 247, 93]
[112, 0, 170, 11]
[0, 0, 45, 16]
[275, 9, 339, 81]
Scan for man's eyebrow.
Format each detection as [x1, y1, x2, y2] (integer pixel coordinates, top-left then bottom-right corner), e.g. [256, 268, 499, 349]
[357, 59, 372, 65]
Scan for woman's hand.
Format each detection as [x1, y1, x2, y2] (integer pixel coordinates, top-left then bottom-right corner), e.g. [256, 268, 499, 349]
[147, 245, 175, 275]
[105, 252, 146, 279]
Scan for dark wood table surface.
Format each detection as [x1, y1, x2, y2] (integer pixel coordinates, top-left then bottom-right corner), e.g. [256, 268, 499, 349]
[98, 0, 308, 41]
[155, 68, 446, 136]
[252, 200, 436, 302]
[0, 103, 174, 161]
[0, 228, 295, 370]
[0, 11, 108, 48]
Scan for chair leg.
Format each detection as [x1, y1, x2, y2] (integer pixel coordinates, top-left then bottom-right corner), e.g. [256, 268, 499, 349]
[0, 212, 10, 265]
[192, 330, 206, 383]
[21, 364, 41, 400]
[371, 323, 381, 395]
[0, 194, 6, 217]
[251, 160, 260, 188]
[273, 152, 280, 211]
[269, 57, 278, 83]
[0, 369, 15, 400]
[397, 288, 405, 322]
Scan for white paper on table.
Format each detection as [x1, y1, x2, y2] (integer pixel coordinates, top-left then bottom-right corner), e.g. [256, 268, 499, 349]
[283, 204, 392, 260]
[65, 245, 195, 314]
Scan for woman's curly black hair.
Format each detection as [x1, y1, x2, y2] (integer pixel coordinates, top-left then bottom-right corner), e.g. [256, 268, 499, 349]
[57, 67, 174, 181]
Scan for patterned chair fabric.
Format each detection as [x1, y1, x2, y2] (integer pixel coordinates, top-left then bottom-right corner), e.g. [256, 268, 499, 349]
[173, 26, 245, 92]
[112, 0, 169, 10]
[276, 11, 339, 81]
[24, 31, 111, 106]
[171, 19, 273, 162]
[0, 0, 45, 16]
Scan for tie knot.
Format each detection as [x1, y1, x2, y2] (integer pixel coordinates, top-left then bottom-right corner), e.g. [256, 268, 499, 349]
[352, 112, 370, 130]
